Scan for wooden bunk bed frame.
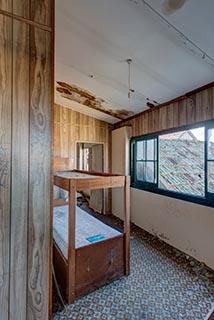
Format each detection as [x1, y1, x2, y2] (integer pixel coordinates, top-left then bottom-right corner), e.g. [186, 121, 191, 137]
[53, 168, 130, 304]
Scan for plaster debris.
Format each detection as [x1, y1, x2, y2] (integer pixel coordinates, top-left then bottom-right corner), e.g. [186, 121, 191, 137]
[56, 81, 134, 120]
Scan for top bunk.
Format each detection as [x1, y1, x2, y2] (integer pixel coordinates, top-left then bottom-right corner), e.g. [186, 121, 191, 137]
[54, 169, 127, 191]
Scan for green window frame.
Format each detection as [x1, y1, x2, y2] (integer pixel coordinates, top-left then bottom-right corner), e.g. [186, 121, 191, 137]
[205, 125, 214, 199]
[131, 120, 214, 207]
[135, 138, 158, 185]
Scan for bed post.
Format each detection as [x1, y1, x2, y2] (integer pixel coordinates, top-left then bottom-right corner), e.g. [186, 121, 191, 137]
[124, 176, 130, 275]
[68, 179, 76, 304]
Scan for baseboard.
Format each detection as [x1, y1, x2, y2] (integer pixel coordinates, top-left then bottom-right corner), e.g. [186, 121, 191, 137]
[205, 305, 214, 320]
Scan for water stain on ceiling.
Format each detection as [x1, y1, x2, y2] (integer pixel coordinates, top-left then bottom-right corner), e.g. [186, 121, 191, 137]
[56, 81, 134, 120]
[162, 0, 188, 15]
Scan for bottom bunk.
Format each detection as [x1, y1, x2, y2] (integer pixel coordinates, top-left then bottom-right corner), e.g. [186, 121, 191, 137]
[53, 204, 126, 299]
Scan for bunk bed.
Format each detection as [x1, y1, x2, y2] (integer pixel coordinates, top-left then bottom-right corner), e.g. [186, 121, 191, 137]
[53, 161, 130, 304]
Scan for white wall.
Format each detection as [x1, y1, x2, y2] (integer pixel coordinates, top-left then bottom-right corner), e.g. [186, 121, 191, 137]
[112, 127, 131, 220]
[131, 188, 214, 270]
[112, 126, 214, 270]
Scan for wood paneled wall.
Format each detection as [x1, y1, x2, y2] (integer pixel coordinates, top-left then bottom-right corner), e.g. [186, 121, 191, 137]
[54, 104, 112, 173]
[115, 85, 214, 137]
[0, 2, 53, 320]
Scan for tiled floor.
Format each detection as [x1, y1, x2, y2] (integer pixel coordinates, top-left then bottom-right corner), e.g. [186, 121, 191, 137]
[52, 216, 214, 320]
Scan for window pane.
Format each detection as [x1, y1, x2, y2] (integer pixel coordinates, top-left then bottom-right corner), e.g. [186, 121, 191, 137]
[208, 161, 214, 193]
[208, 128, 214, 160]
[136, 162, 144, 181]
[159, 127, 205, 196]
[147, 139, 156, 160]
[137, 141, 145, 160]
[146, 162, 156, 183]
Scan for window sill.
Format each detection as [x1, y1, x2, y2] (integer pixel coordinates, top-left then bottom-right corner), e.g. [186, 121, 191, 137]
[131, 183, 214, 208]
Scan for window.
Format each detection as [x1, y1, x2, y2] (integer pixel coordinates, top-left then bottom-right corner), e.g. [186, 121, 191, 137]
[131, 121, 214, 207]
[135, 139, 157, 184]
[159, 127, 205, 197]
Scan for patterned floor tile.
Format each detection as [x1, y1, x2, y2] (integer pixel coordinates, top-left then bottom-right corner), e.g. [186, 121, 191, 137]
[52, 219, 214, 320]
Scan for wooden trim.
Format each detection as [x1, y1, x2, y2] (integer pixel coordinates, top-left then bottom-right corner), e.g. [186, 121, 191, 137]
[54, 172, 125, 190]
[68, 180, 76, 304]
[75, 176, 125, 191]
[53, 198, 68, 207]
[0, 8, 52, 32]
[53, 242, 68, 297]
[186, 82, 214, 97]
[206, 305, 214, 320]
[114, 82, 214, 128]
[54, 176, 70, 191]
[49, 0, 55, 316]
[0, 12, 12, 320]
[53, 241, 68, 266]
[124, 176, 130, 275]
[53, 171, 130, 304]
[73, 169, 122, 177]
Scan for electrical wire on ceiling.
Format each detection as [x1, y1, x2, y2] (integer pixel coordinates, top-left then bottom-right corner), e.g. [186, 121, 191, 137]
[139, 0, 214, 69]
[126, 58, 135, 99]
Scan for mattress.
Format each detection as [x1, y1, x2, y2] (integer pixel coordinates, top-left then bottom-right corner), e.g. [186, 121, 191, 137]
[53, 205, 121, 259]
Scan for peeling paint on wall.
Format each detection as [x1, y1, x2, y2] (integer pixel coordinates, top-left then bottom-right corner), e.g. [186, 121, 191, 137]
[56, 81, 134, 120]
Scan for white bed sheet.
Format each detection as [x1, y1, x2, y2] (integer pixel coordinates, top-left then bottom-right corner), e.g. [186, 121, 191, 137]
[53, 205, 121, 259]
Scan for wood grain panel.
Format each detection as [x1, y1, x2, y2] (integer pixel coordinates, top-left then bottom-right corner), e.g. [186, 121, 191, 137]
[202, 87, 214, 121]
[159, 106, 167, 131]
[0, 13, 12, 319]
[115, 85, 214, 137]
[54, 104, 112, 173]
[27, 26, 52, 320]
[178, 99, 187, 126]
[167, 103, 174, 128]
[75, 236, 124, 298]
[9, 19, 29, 320]
[171, 101, 179, 128]
[13, 0, 29, 19]
[0, 1, 53, 319]
[31, 0, 52, 28]
[68, 181, 76, 304]
[142, 112, 148, 134]
[0, 274, 9, 320]
[193, 91, 203, 123]
[10, 270, 27, 320]
[0, 0, 12, 12]
[186, 98, 196, 125]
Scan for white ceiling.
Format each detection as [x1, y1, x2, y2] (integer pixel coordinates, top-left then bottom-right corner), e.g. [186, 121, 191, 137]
[55, 0, 214, 124]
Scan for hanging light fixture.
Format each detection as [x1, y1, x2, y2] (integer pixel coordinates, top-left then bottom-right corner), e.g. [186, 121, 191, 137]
[126, 58, 135, 99]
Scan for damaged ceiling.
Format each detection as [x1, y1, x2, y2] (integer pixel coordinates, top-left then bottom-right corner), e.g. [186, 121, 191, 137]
[55, 0, 214, 124]
[56, 81, 134, 120]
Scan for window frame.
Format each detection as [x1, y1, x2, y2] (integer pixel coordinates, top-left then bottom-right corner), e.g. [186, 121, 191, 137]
[134, 137, 158, 186]
[130, 120, 214, 208]
[205, 123, 214, 200]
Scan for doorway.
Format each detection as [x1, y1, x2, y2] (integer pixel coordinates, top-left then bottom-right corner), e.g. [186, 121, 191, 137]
[76, 142, 104, 213]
